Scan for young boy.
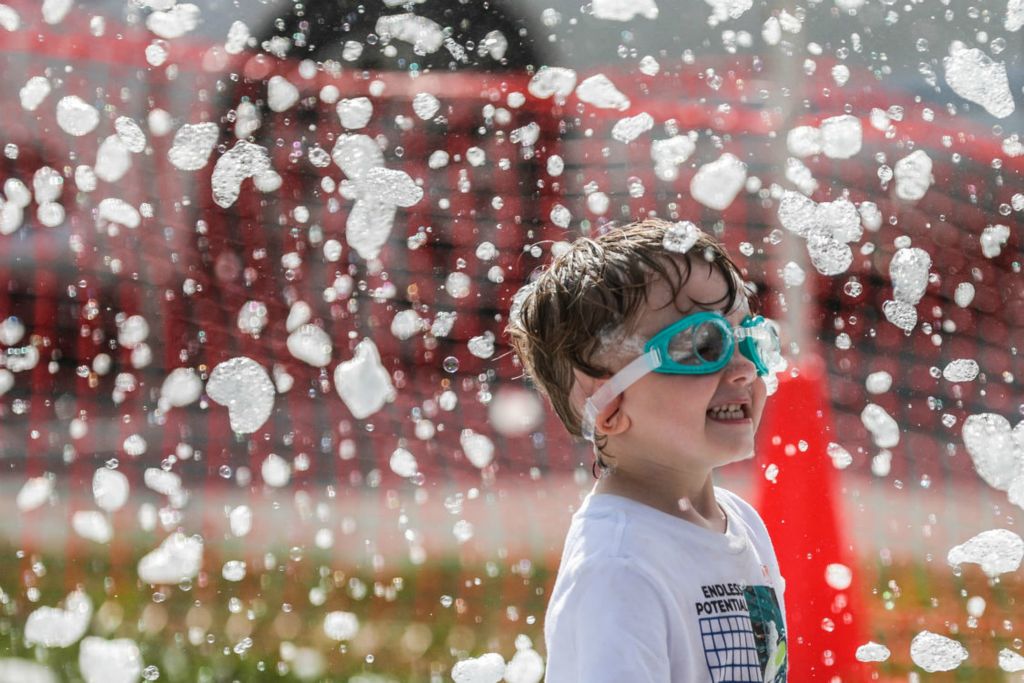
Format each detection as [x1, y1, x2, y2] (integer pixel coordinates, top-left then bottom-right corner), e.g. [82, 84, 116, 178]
[506, 219, 789, 682]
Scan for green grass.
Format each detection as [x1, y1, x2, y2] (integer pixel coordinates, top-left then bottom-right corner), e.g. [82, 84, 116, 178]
[1, 545, 1022, 681]
[0, 544, 550, 682]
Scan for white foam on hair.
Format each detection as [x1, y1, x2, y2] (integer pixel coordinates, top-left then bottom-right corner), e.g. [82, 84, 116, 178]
[596, 326, 648, 358]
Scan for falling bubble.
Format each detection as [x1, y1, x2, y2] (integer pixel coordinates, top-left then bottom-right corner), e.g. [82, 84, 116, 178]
[943, 45, 1015, 119]
[159, 368, 202, 409]
[651, 135, 696, 181]
[478, 30, 508, 60]
[824, 563, 853, 590]
[893, 150, 933, 202]
[639, 55, 660, 76]
[954, 282, 976, 307]
[206, 356, 275, 434]
[25, 591, 92, 648]
[453, 519, 474, 544]
[146, 3, 200, 39]
[961, 413, 1022, 492]
[138, 533, 202, 585]
[324, 611, 359, 641]
[575, 74, 631, 110]
[17, 475, 54, 512]
[662, 221, 701, 254]
[412, 92, 441, 120]
[947, 528, 1024, 577]
[451, 652, 506, 683]
[549, 204, 571, 228]
[224, 20, 250, 54]
[909, 631, 968, 672]
[78, 636, 143, 683]
[19, 76, 51, 112]
[145, 40, 168, 67]
[1000, 648, 1024, 673]
[980, 224, 1010, 258]
[337, 97, 373, 129]
[287, 324, 333, 367]
[826, 442, 853, 469]
[460, 429, 495, 469]
[861, 403, 900, 448]
[334, 339, 396, 419]
[942, 359, 979, 382]
[114, 117, 147, 153]
[390, 448, 419, 478]
[375, 13, 445, 54]
[787, 125, 823, 157]
[855, 641, 891, 662]
[72, 512, 112, 544]
[527, 67, 577, 103]
[229, 505, 252, 537]
[591, 0, 659, 21]
[211, 141, 272, 208]
[819, 115, 862, 159]
[611, 112, 654, 143]
[93, 468, 129, 512]
[221, 560, 247, 582]
[468, 332, 496, 359]
[691, 153, 747, 211]
[56, 96, 100, 137]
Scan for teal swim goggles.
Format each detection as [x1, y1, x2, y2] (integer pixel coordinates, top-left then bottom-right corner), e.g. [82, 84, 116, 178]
[582, 312, 783, 442]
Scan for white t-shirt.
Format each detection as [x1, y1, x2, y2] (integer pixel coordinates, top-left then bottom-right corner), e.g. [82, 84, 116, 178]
[543, 487, 788, 683]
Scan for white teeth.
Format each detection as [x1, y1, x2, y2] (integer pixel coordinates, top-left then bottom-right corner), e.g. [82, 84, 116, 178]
[708, 403, 745, 420]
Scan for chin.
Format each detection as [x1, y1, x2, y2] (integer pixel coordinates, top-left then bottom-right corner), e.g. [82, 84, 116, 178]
[717, 443, 756, 466]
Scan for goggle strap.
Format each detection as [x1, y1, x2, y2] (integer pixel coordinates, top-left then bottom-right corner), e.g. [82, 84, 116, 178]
[581, 349, 661, 442]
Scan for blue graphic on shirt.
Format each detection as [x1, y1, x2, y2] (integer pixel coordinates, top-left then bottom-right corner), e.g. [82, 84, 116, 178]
[696, 584, 787, 682]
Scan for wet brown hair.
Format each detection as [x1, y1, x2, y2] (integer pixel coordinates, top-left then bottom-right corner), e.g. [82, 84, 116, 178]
[505, 218, 755, 473]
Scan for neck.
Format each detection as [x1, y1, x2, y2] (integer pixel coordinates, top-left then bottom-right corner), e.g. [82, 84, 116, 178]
[592, 465, 726, 533]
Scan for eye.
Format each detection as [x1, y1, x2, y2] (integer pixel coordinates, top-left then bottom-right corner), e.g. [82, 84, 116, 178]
[692, 324, 725, 360]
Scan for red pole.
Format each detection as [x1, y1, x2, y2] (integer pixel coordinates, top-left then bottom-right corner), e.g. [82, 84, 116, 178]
[754, 354, 873, 682]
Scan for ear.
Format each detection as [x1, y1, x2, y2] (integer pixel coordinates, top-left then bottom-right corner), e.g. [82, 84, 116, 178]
[571, 369, 631, 437]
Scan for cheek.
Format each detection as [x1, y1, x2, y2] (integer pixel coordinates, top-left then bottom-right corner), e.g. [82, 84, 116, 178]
[751, 380, 769, 424]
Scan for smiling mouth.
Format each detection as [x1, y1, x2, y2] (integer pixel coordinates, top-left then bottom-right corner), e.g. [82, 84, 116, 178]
[706, 404, 751, 422]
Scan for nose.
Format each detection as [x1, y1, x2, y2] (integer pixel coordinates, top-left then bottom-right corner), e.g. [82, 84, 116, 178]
[723, 348, 757, 384]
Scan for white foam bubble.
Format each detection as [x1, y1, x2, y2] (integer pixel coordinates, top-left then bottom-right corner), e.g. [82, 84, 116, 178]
[611, 112, 654, 143]
[961, 413, 1023, 492]
[909, 631, 968, 672]
[460, 429, 495, 469]
[93, 468, 129, 512]
[337, 97, 373, 129]
[452, 652, 506, 683]
[575, 74, 630, 110]
[691, 153, 747, 211]
[17, 475, 54, 512]
[206, 356, 275, 434]
[19, 76, 51, 111]
[324, 611, 359, 641]
[591, 0, 659, 21]
[375, 13, 444, 54]
[334, 339, 395, 419]
[528, 67, 577, 103]
[56, 95, 99, 136]
[79, 637, 143, 683]
[25, 590, 92, 647]
[944, 45, 1015, 119]
[137, 532, 203, 584]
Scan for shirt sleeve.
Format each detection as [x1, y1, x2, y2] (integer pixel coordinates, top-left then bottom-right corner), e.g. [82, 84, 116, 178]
[545, 557, 672, 683]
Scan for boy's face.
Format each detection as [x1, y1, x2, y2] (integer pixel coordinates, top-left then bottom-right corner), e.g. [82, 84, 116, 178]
[600, 259, 767, 474]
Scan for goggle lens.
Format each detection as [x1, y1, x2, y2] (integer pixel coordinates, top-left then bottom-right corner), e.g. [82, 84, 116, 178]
[665, 320, 730, 366]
